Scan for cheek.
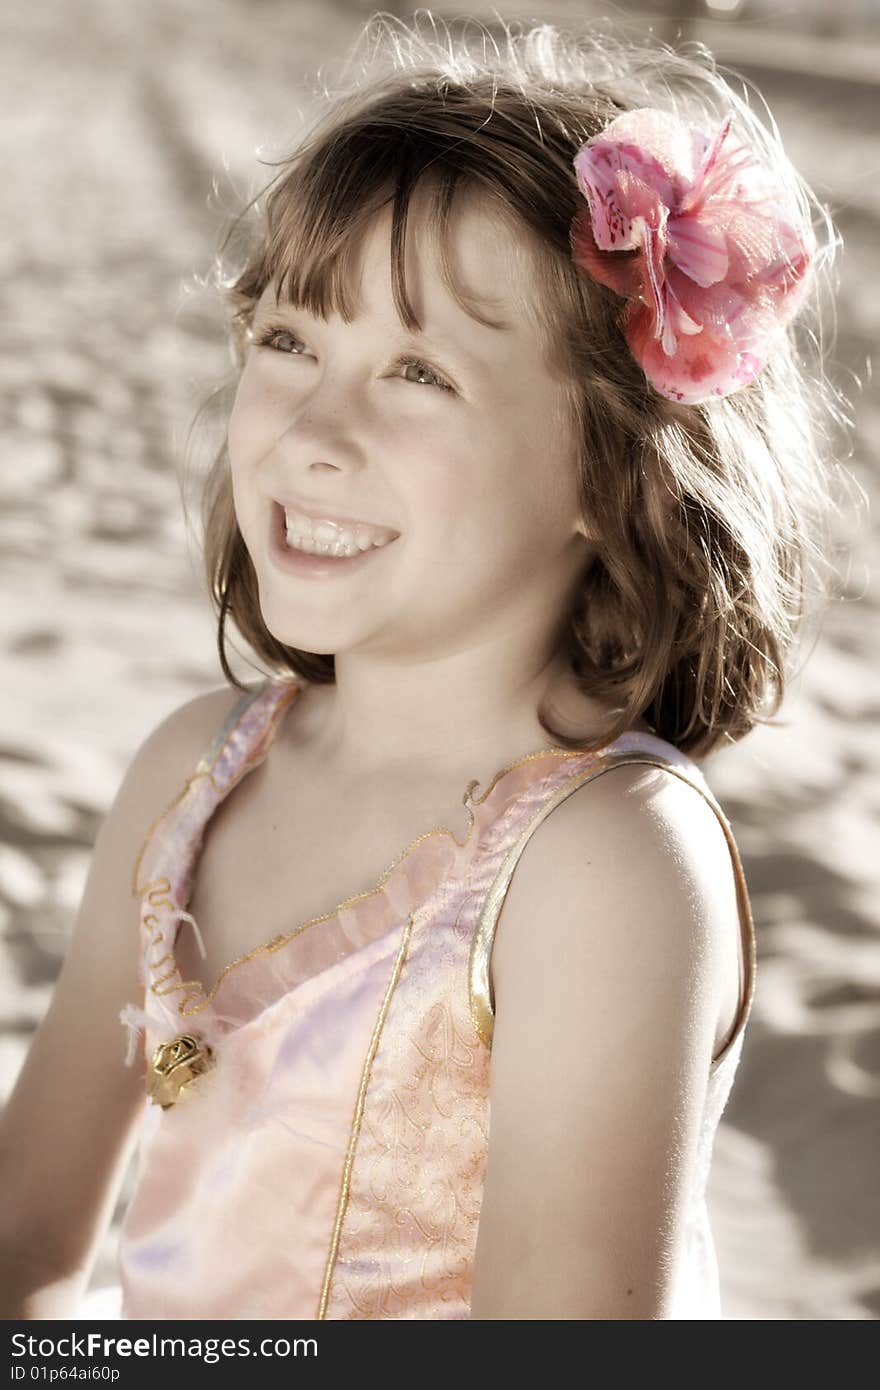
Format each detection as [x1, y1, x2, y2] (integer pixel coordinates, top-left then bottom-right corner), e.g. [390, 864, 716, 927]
[226, 381, 269, 533]
[226, 387, 251, 473]
[227, 366, 275, 468]
[409, 462, 468, 527]
[397, 421, 525, 554]
[381, 421, 472, 537]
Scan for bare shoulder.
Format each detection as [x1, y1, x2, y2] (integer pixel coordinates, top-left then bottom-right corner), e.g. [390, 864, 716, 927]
[490, 758, 738, 1028]
[471, 761, 740, 1318]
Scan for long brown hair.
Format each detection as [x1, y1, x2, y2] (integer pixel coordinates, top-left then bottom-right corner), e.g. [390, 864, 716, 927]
[185, 13, 859, 758]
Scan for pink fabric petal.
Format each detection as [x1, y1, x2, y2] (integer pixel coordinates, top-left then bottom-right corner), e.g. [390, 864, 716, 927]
[656, 277, 704, 358]
[668, 256, 803, 350]
[664, 279, 703, 340]
[643, 222, 668, 338]
[586, 109, 706, 200]
[666, 212, 729, 288]
[569, 205, 644, 299]
[625, 304, 764, 405]
[679, 114, 732, 216]
[573, 137, 674, 251]
[667, 266, 761, 341]
[570, 106, 815, 403]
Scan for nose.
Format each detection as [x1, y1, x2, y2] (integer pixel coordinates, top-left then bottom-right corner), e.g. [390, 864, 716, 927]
[278, 376, 368, 475]
[267, 365, 383, 522]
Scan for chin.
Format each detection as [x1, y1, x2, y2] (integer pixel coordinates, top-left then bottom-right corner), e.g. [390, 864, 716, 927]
[260, 618, 334, 657]
[255, 603, 345, 658]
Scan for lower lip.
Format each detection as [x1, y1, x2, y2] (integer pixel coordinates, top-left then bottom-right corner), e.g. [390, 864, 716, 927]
[268, 503, 397, 579]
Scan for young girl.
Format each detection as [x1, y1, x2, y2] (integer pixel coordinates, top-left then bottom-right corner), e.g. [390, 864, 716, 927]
[1, 13, 849, 1320]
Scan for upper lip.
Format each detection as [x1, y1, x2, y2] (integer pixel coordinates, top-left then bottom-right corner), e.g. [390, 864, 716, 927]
[274, 497, 399, 537]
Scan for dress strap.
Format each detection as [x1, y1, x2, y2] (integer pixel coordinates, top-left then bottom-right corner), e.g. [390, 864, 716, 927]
[193, 684, 268, 776]
[467, 746, 757, 1069]
[130, 677, 297, 901]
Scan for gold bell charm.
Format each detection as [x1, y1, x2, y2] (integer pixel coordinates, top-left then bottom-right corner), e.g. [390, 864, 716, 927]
[147, 1033, 215, 1110]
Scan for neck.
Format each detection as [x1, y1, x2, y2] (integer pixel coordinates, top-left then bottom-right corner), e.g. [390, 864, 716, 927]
[281, 649, 638, 782]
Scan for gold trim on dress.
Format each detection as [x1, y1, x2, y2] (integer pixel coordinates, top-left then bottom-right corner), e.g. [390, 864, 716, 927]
[467, 751, 757, 1073]
[316, 911, 417, 1320]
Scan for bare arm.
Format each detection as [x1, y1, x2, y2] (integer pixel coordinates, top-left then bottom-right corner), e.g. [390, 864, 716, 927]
[470, 763, 740, 1319]
[0, 684, 245, 1317]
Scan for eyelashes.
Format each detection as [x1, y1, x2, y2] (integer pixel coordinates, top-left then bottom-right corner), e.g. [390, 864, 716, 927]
[250, 322, 456, 394]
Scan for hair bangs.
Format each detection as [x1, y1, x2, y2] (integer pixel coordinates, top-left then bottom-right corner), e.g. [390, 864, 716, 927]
[249, 132, 517, 344]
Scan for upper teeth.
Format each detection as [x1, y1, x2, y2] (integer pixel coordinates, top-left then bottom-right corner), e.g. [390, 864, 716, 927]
[283, 506, 397, 557]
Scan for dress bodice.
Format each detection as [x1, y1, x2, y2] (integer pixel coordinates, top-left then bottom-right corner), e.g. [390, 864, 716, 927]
[116, 675, 756, 1319]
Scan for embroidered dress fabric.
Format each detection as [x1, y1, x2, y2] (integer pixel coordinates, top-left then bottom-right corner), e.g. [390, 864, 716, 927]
[111, 676, 756, 1320]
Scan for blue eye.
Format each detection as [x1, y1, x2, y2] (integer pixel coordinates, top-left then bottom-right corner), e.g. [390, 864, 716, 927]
[251, 323, 456, 393]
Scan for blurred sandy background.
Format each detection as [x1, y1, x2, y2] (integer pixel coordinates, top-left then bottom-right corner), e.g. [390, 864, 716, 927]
[1, 0, 877, 1319]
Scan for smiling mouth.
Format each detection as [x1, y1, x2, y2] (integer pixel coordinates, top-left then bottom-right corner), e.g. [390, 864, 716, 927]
[269, 502, 398, 572]
[283, 517, 397, 558]
[277, 502, 399, 558]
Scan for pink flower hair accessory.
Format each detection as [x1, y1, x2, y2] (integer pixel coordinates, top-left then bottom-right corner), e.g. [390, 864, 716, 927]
[569, 106, 815, 405]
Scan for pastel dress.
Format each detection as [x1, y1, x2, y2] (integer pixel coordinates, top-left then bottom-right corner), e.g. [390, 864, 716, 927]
[110, 675, 756, 1321]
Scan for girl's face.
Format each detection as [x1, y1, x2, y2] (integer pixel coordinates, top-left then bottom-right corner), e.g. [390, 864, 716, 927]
[227, 187, 594, 664]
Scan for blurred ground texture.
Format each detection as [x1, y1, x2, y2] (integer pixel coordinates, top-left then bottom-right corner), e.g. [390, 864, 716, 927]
[1, 0, 878, 1319]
